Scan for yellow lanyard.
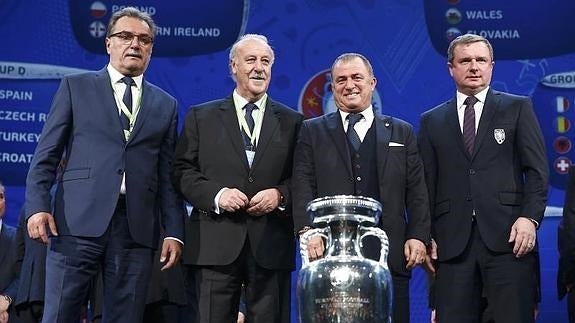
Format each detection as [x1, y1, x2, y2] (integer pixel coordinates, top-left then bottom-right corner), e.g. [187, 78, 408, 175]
[111, 80, 142, 139]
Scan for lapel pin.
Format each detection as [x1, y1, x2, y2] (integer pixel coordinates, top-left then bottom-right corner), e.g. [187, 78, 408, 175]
[385, 122, 390, 127]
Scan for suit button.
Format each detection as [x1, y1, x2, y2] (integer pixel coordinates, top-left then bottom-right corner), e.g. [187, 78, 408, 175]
[356, 176, 362, 181]
[469, 169, 476, 175]
[466, 196, 472, 201]
[248, 177, 254, 183]
[117, 169, 123, 174]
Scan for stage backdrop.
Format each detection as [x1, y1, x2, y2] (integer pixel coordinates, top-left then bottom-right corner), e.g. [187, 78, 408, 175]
[1, 1, 574, 321]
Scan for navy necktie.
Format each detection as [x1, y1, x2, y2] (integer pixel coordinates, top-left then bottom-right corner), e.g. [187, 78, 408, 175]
[463, 96, 478, 155]
[243, 103, 258, 148]
[346, 113, 363, 151]
[120, 77, 136, 131]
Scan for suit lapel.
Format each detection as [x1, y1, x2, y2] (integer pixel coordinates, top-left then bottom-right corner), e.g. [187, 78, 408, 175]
[126, 80, 151, 143]
[94, 69, 126, 141]
[219, 99, 251, 171]
[326, 111, 352, 176]
[445, 99, 468, 158]
[374, 113, 392, 182]
[472, 89, 499, 159]
[251, 99, 279, 171]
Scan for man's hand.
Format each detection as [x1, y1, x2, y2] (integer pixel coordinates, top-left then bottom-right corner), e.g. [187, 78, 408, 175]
[0, 296, 9, 313]
[27, 212, 58, 244]
[160, 239, 183, 271]
[508, 217, 536, 258]
[404, 238, 426, 269]
[218, 188, 249, 213]
[0, 310, 8, 323]
[305, 235, 325, 262]
[246, 188, 281, 216]
[237, 311, 246, 323]
[424, 239, 438, 275]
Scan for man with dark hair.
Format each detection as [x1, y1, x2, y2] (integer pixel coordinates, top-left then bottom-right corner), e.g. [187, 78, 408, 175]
[419, 33, 548, 323]
[25, 7, 184, 322]
[292, 52, 430, 323]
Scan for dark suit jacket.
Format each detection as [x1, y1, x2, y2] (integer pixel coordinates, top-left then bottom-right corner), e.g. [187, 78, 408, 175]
[292, 110, 430, 276]
[558, 167, 575, 299]
[418, 89, 548, 261]
[25, 68, 184, 248]
[0, 222, 19, 299]
[14, 208, 47, 306]
[172, 96, 303, 270]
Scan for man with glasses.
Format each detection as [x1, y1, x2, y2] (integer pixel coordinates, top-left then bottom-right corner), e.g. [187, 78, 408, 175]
[25, 7, 184, 322]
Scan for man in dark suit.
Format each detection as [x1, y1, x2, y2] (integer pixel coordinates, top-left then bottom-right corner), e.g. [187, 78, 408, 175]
[559, 167, 575, 322]
[418, 34, 548, 323]
[0, 182, 19, 323]
[171, 34, 303, 323]
[292, 52, 430, 323]
[24, 7, 184, 322]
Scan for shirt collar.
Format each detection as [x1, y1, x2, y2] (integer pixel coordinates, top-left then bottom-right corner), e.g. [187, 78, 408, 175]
[456, 87, 489, 111]
[232, 90, 268, 112]
[339, 105, 375, 124]
[107, 65, 144, 89]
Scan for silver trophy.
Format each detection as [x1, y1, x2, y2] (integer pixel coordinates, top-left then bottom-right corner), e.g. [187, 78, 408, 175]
[297, 195, 392, 323]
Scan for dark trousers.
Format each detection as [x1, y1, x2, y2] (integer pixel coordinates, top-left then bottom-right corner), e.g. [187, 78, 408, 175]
[188, 239, 291, 323]
[392, 274, 410, 323]
[435, 222, 536, 323]
[568, 290, 575, 323]
[11, 302, 43, 323]
[42, 200, 154, 323]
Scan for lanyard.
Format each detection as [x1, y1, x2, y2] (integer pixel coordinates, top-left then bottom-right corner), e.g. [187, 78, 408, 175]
[111, 80, 143, 137]
[235, 106, 261, 147]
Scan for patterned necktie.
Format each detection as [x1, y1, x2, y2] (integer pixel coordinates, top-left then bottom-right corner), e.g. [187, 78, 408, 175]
[120, 77, 136, 131]
[243, 103, 258, 148]
[463, 96, 478, 155]
[346, 113, 363, 151]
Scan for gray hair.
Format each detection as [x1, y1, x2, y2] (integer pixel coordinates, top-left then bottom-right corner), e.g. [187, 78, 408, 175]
[106, 7, 156, 37]
[228, 34, 275, 77]
[330, 53, 375, 78]
[447, 33, 493, 63]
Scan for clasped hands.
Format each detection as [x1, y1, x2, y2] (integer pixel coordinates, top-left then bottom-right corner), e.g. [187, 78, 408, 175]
[218, 188, 282, 216]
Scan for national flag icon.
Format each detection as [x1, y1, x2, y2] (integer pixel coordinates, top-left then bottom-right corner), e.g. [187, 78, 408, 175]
[556, 116, 571, 133]
[89, 21, 106, 38]
[446, 28, 461, 42]
[554, 156, 572, 174]
[446, 8, 462, 25]
[557, 96, 570, 113]
[90, 2, 107, 18]
[553, 136, 572, 154]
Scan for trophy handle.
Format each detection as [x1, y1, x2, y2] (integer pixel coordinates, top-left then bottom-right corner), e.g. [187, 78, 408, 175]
[359, 227, 390, 269]
[299, 228, 329, 266]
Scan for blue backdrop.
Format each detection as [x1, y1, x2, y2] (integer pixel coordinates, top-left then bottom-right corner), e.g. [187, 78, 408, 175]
[1, 1, 574, 321]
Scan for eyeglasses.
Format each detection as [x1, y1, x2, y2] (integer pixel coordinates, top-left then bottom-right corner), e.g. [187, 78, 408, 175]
[108, 31, 154, 46]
